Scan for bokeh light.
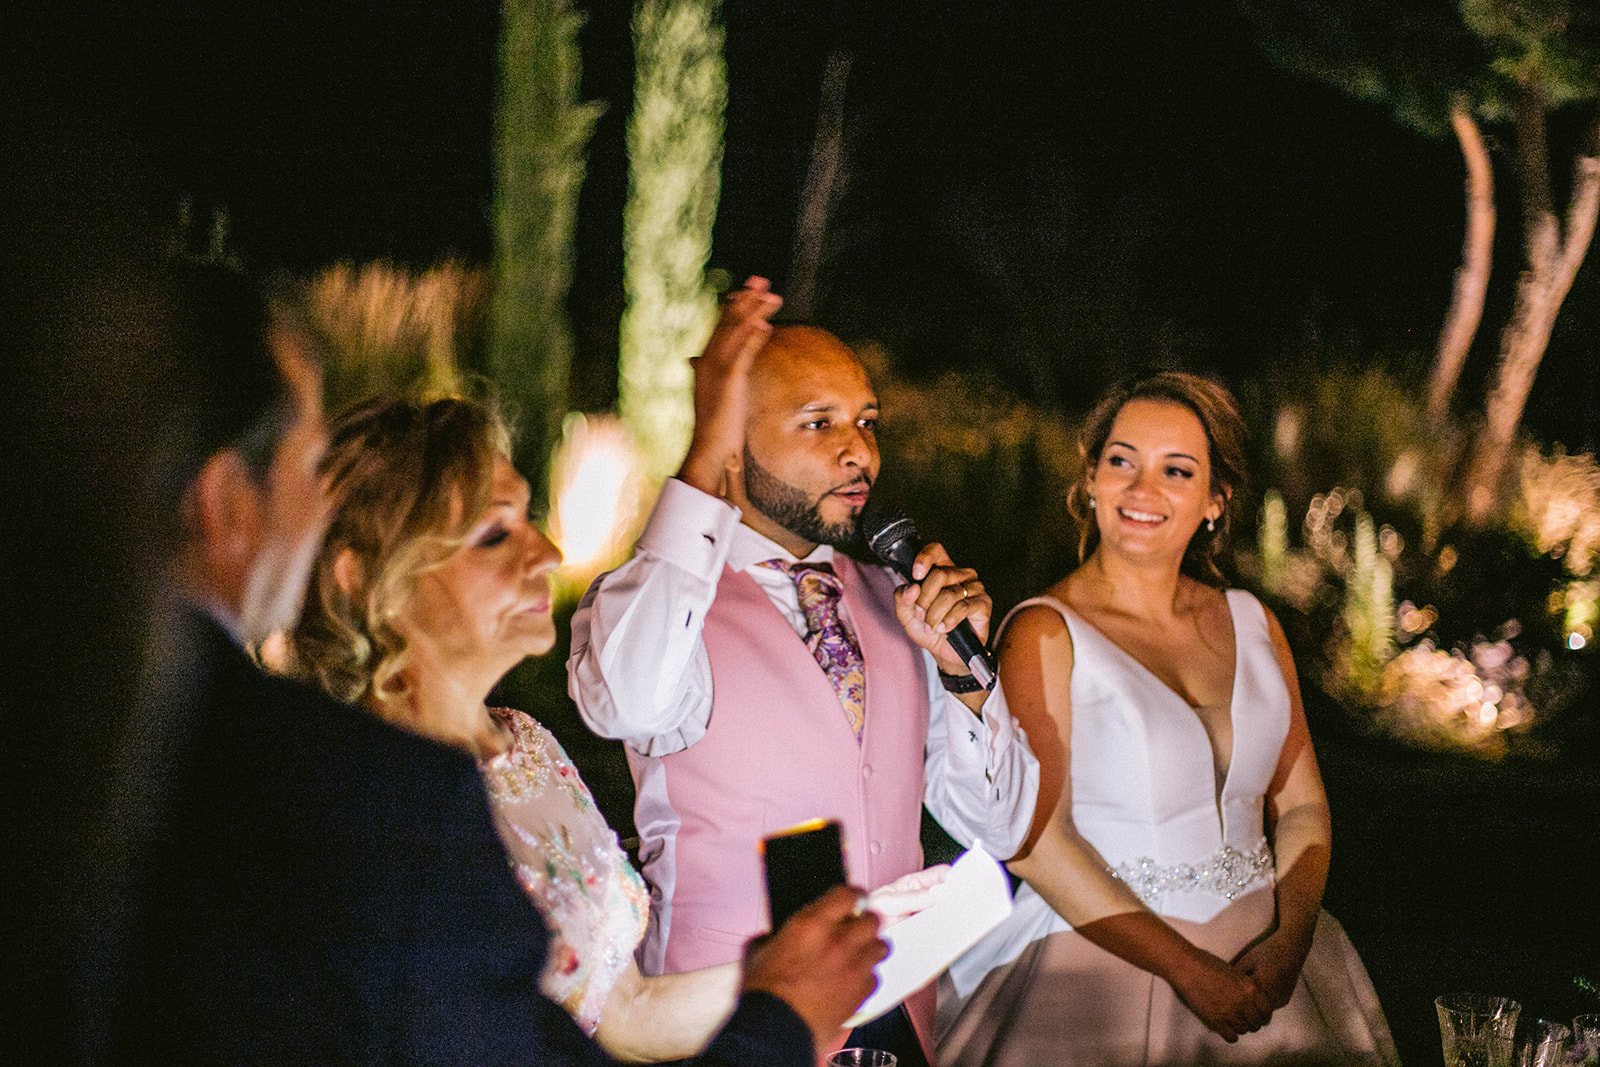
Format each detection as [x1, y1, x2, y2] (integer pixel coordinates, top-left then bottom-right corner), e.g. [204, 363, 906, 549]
[546, 413, 649, 598]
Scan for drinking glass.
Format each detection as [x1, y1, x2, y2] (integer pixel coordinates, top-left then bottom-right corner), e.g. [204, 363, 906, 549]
[826, 1050, 897, 1067]
[1514, 1019, 1570, 1067]
[1572, 1015, 1600, 1067]
[1436, 994, 1520, 1067]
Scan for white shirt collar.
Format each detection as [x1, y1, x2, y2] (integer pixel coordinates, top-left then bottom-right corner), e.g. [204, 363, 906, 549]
[727, 520, 835, 572]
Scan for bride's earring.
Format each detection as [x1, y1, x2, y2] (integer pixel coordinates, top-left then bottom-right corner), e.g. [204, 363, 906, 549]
[1088, 496, 1097, 509]
[1205, 517, 1216, 533]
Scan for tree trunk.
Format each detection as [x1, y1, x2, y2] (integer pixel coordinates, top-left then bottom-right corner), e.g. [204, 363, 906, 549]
[618, 0, 727, 482]
[786, 49, 852, 322]
[490, 0, 601, 494]
[1427, 100, 1495, 423]
[1465, 100, 1600, 524]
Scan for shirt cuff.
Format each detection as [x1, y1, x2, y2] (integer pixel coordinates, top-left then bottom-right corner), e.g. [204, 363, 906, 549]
[977, 679, 1017, 751]
[635, 478, 741, 579]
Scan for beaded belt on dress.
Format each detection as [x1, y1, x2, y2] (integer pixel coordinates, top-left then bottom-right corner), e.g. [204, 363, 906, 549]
[1109, 838, 1274, 907]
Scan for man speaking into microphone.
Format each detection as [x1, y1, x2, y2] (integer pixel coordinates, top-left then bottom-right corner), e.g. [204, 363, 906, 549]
[568, 278, 1038, 1063]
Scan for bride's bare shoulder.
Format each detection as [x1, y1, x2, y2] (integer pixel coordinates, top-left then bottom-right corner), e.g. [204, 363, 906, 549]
[997, 584, 1074, 658]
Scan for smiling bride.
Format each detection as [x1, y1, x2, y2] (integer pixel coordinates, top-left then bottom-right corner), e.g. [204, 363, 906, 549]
[937, 372, 1398, 1067]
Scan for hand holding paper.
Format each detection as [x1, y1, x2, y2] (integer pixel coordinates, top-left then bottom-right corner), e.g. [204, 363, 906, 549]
[846, 845, 1014, 1027]
[866, 864, 951, 926]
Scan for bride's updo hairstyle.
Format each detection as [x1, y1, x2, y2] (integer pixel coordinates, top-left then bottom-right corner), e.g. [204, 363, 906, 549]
[290, 394, 512, 724]
[1069, 371, 1247, 587]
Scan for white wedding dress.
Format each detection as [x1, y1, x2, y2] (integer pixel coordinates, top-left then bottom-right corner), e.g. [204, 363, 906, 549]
[937, 590, 1398, 1067]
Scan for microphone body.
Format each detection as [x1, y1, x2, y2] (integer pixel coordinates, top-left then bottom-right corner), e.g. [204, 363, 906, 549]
[861, 508, 998, 690]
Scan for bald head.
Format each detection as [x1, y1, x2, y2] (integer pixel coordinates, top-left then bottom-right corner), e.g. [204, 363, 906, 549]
[749, 324, 865, 390]
[733, 325, 881, 556]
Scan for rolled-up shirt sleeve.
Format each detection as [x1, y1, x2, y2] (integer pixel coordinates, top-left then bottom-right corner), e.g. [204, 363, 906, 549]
[568, 479, 740, 756]
[921, 656, 1040, 862]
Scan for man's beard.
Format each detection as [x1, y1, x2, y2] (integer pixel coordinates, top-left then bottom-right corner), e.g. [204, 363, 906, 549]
[742, 447, 866, 549]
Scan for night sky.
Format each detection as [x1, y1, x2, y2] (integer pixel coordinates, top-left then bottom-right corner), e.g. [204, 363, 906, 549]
[30, 0, 1600, 446]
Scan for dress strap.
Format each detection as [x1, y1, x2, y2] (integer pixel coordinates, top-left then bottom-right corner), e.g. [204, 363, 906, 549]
[996, 594, 1075, 644]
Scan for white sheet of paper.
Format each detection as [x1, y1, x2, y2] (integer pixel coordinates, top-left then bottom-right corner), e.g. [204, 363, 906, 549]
[845, 844, 1014, 1027]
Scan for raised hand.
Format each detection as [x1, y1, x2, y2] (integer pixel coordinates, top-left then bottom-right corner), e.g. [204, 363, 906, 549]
[740, 885, 887, 1050]
[677, 277, 783, 497]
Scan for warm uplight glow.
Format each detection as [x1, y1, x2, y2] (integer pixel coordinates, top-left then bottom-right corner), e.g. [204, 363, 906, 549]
[1343, 512, 1394, 695]
[1377, 636, 1532, 753]
[1559, 579, 1598, 651]
[1396, 600, 1439, 636]
[1304, 490, 1350, 573]
[1386, 451, 1418, 498]
[1378, 524, 1404, 560]
[1273, 408, 1301, 457]
[1516, 446, 1600, 576]
[308, 262, 480, 409]
[547, 413, 648, 597]
[1255, 403, 1599, 757]
[1258, 491, 1288, 596]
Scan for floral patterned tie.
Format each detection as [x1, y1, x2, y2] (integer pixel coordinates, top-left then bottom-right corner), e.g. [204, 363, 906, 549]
[759, 560, 867, 740]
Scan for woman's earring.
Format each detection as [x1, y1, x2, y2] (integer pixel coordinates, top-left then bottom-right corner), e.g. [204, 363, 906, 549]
[1088, 496, 1097, 509]
[1205, 517, 1216, 533]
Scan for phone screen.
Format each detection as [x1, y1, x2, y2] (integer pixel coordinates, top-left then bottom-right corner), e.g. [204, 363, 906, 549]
[761, 818, 848, 930]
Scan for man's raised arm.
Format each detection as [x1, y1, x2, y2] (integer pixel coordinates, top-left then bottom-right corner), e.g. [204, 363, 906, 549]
[567, 279, 782, 755]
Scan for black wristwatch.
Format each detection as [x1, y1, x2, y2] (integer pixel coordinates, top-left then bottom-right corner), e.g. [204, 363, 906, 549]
[938, 668, 986, 694]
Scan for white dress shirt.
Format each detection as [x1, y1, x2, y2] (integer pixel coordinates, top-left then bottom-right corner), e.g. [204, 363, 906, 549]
[568, 477, 1039, 858]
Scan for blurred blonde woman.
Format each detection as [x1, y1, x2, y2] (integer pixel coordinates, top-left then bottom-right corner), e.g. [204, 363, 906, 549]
[938, 373, 1398, 1067]
[289, 394, 740, 1061]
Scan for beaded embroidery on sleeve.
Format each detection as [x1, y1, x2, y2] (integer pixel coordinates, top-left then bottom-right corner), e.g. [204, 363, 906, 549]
[479, 708, 650, 1034]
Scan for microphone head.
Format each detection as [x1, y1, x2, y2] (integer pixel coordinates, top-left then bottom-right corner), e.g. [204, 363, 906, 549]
[860, 503, 918, 567]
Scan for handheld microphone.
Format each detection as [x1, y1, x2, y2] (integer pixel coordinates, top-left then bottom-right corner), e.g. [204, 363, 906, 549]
[860, 505, 997, 690]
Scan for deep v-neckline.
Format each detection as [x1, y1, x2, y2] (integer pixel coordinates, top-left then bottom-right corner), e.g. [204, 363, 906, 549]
[1040, 592, 1244, 809]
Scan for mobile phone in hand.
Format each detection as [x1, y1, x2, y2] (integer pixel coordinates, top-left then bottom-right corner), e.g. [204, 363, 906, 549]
[761, 818, 848, 930]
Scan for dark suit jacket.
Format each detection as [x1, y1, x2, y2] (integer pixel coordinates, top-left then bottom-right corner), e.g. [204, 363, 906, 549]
[114, 611, 812, 1066]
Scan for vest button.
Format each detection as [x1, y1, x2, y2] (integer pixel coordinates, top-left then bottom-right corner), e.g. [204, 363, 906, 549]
[860, 764, 873, 779]
[869, 841, 883, 856]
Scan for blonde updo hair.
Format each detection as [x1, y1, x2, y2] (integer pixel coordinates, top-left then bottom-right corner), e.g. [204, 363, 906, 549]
[289, 394, 512, 725]
[1069, 371, 1248, 588]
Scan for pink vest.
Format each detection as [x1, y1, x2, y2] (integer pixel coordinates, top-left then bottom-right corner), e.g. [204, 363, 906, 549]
[629, 556, 929, 978]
